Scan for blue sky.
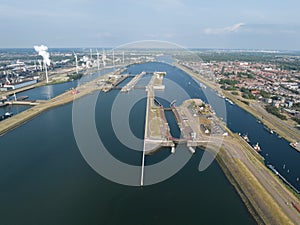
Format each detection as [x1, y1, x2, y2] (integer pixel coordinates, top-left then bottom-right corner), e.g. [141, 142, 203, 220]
[0, 0, 299, 50]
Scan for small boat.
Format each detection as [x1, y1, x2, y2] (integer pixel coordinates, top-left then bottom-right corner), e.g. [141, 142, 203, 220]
[225, 98, 234, 105]
[253, 143, 261, 152]
[0, 112, 13, 121]
[242, 134, 250, 142]
[267, 164, 279, 175]
[4, 112, 13, 117]
[228, 99, 234, 105]
[290, 142, 298, 148]
[263, 126, 270, 132]
[199, 83, 207, 89]
[290, 142, 300, 153]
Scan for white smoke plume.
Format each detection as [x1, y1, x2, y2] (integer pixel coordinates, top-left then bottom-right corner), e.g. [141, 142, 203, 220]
[34, 45, 51, 83]
[82, 56, 89, 62]
[34, 45, 51, 66]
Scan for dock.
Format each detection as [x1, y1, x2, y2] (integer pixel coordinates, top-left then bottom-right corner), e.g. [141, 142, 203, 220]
[101, 74, 129, 92]
[140, 72, 173, 186]
[121, 71, 146, 92]
[0, 102, 9, 107]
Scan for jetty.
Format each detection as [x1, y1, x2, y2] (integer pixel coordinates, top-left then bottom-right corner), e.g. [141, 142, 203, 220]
[121, 71, 146, 92]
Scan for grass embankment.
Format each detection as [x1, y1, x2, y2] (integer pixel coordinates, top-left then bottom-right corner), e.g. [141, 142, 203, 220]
[216, 147, 293, 225]
[149, 108, 161, 138]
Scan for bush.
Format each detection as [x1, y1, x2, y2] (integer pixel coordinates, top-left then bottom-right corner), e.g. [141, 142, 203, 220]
[240, 87, 255, 99]
[242, 93, 256, 99]
[292, 117, 300, 124]
[68, 73, 83, 81]
[265, 105, 287, 120]
[219, 79, 238, 86]
[240, 100, 249, 105]
[226, 86, 237, 91]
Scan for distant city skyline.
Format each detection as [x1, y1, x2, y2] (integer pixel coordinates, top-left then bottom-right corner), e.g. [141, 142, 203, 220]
[0, 0, 300, 50]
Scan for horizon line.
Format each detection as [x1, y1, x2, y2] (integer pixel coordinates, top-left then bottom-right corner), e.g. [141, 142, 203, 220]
[0, 46, 299, 52]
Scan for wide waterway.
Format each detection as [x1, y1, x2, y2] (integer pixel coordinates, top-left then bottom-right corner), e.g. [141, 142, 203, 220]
[0, 62, 257, 225]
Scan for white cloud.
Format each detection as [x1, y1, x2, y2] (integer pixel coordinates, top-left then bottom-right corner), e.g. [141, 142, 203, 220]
[204, 23, 245, 35]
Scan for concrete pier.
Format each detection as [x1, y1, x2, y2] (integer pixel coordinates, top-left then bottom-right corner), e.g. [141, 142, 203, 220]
[140, 72, 173, 186]
[121, 71, 146, 92]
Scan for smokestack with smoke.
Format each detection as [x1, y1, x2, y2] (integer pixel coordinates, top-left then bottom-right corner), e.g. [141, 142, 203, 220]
[34, 45, 51, 83]
[73, 52, 78, 74]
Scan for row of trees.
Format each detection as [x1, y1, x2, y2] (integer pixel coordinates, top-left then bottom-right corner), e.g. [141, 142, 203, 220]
[265, 105, 287, 120]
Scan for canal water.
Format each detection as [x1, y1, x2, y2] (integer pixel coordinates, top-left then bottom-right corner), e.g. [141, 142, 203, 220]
[0, 104, 30, 116]
[0, 62, 258, 224]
